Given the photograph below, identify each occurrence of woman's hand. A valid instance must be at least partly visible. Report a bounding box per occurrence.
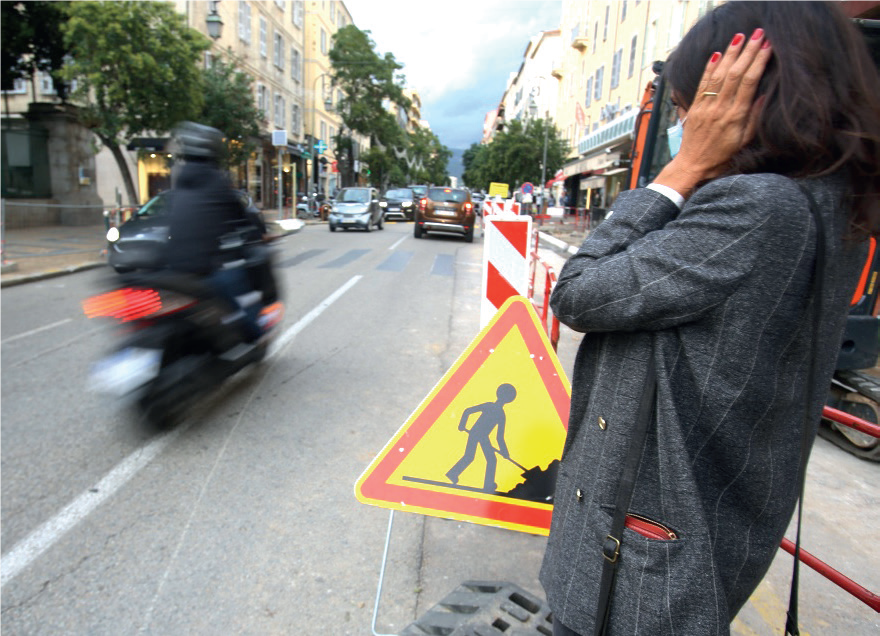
[655,28,773,199]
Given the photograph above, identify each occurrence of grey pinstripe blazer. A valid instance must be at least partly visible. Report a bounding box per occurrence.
[540,173,866,635]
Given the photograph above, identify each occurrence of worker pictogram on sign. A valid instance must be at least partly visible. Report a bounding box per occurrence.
[354,296,571,535]
[481,216,532,327]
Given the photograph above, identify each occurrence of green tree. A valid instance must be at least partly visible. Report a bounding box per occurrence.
[329,25,409,188]
[199,56,261,169]
[2,2,71,98]
[406,127,451,185]
[462,142,490,190]
[468,119,567,192]
[62,1,210,204]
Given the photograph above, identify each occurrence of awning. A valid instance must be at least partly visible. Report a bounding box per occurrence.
[579,176,605,189]
[126,137,169,152]
[563,152,621,178]
[602,167,629,177]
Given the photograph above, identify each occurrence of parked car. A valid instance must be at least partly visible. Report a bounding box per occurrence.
[380,187,416,221]
[106,190,266,273]
[328,187,384,232]
[413,186,476,242]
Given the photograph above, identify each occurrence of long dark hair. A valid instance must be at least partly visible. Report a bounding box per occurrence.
[664,1,880,237]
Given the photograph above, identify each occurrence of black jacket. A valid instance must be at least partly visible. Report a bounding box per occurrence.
[165,161,253,274]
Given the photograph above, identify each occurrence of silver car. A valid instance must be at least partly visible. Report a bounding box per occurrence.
[328,187,384,232]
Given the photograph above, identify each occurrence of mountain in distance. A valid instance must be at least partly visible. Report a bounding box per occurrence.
[447,148,464,181]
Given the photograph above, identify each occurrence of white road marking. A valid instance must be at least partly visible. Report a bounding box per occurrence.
[268,274,362,356]
[0,275,363,588]
[0,425,185,587]
[1,318,73,345]
[389,236,407,251]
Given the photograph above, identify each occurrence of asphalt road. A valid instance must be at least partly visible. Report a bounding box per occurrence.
[1,221,877,635]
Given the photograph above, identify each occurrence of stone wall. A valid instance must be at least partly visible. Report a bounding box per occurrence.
[3,103,104,228]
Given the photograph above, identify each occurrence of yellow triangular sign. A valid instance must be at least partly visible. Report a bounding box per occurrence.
[355,296,571,535]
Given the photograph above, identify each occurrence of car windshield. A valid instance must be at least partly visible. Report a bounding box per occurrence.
[428,188,467,203]
[409,186,427,197]
[339,189,370,203]
[385,189,413,199]
[136,193,170,219]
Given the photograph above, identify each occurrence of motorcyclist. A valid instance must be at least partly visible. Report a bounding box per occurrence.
[164,121,264,342]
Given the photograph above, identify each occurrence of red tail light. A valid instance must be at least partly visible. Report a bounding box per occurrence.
[420,197,427,211]
[463,202,473,214]
[83,288,196,322]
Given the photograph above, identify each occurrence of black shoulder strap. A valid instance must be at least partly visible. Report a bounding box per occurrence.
[785,183,826,636]
[594,358,657,636]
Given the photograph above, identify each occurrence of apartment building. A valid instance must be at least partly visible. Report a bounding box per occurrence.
[303,0,360,196]
[555,0,718,211]
[2,0,365,214]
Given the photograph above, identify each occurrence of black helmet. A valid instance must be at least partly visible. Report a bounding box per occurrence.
[173,121,224,160]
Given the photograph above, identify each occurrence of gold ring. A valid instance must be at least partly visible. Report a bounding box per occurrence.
[702,91,719,97]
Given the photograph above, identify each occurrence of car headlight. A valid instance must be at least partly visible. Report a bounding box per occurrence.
[106,227,120,242]
[402,201,412,207]
[379,201,387,207]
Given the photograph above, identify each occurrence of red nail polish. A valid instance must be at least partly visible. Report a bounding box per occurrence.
[710,52,722,64]
[761,39,771,49]
[751,28,764,40]
[731,33,745,47]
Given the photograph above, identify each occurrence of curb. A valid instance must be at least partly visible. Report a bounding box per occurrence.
[0,261,107,288]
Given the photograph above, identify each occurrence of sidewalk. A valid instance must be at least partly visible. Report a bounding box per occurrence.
[1,223,109,288]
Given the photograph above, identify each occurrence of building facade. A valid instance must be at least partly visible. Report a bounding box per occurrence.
[555,0,719,212]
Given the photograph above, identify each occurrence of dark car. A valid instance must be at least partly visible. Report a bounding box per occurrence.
[327,187,384,232]
[408,184,428,202]
[107,190,264,272]
[413,186,476,242]
[380,188,416,221]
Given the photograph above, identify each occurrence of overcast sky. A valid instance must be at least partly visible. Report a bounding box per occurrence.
[344,0,562,151]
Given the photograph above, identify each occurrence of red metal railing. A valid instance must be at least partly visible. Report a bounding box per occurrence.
[528,227,880,612]
[529,230,560,351]
[781,405,880,612]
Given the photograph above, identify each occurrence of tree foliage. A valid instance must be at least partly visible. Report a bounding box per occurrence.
[62,1,210,204]
[402,127,451,186]
[462,119,567,192]
[1,1,70,97]
[330,25,436,188]
[199,56,261,169]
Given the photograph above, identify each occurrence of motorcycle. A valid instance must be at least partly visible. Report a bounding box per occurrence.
[83,228,284,426]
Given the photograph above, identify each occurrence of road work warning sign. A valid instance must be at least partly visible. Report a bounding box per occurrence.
[355,296,571,535]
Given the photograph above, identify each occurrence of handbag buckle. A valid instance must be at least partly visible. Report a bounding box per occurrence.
[602,535,621,563]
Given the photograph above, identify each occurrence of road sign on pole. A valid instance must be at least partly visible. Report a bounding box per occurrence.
[355,296,571,535]
[488,182,509,198]
[272,131,288,220]
[521,182,534,195]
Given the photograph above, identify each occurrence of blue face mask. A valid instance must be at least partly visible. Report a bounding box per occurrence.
[667,116,686,158]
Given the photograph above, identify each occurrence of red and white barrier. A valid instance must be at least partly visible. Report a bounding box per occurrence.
[482,197,521,217]
[481,216,533,327]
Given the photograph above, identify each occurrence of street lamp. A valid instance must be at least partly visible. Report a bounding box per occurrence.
[528,91,550,213]
[206,2,223,40]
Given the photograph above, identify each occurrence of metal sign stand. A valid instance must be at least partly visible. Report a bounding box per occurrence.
[371,509,398,636]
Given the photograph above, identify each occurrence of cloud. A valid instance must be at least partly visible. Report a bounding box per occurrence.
[345,0,561,149]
